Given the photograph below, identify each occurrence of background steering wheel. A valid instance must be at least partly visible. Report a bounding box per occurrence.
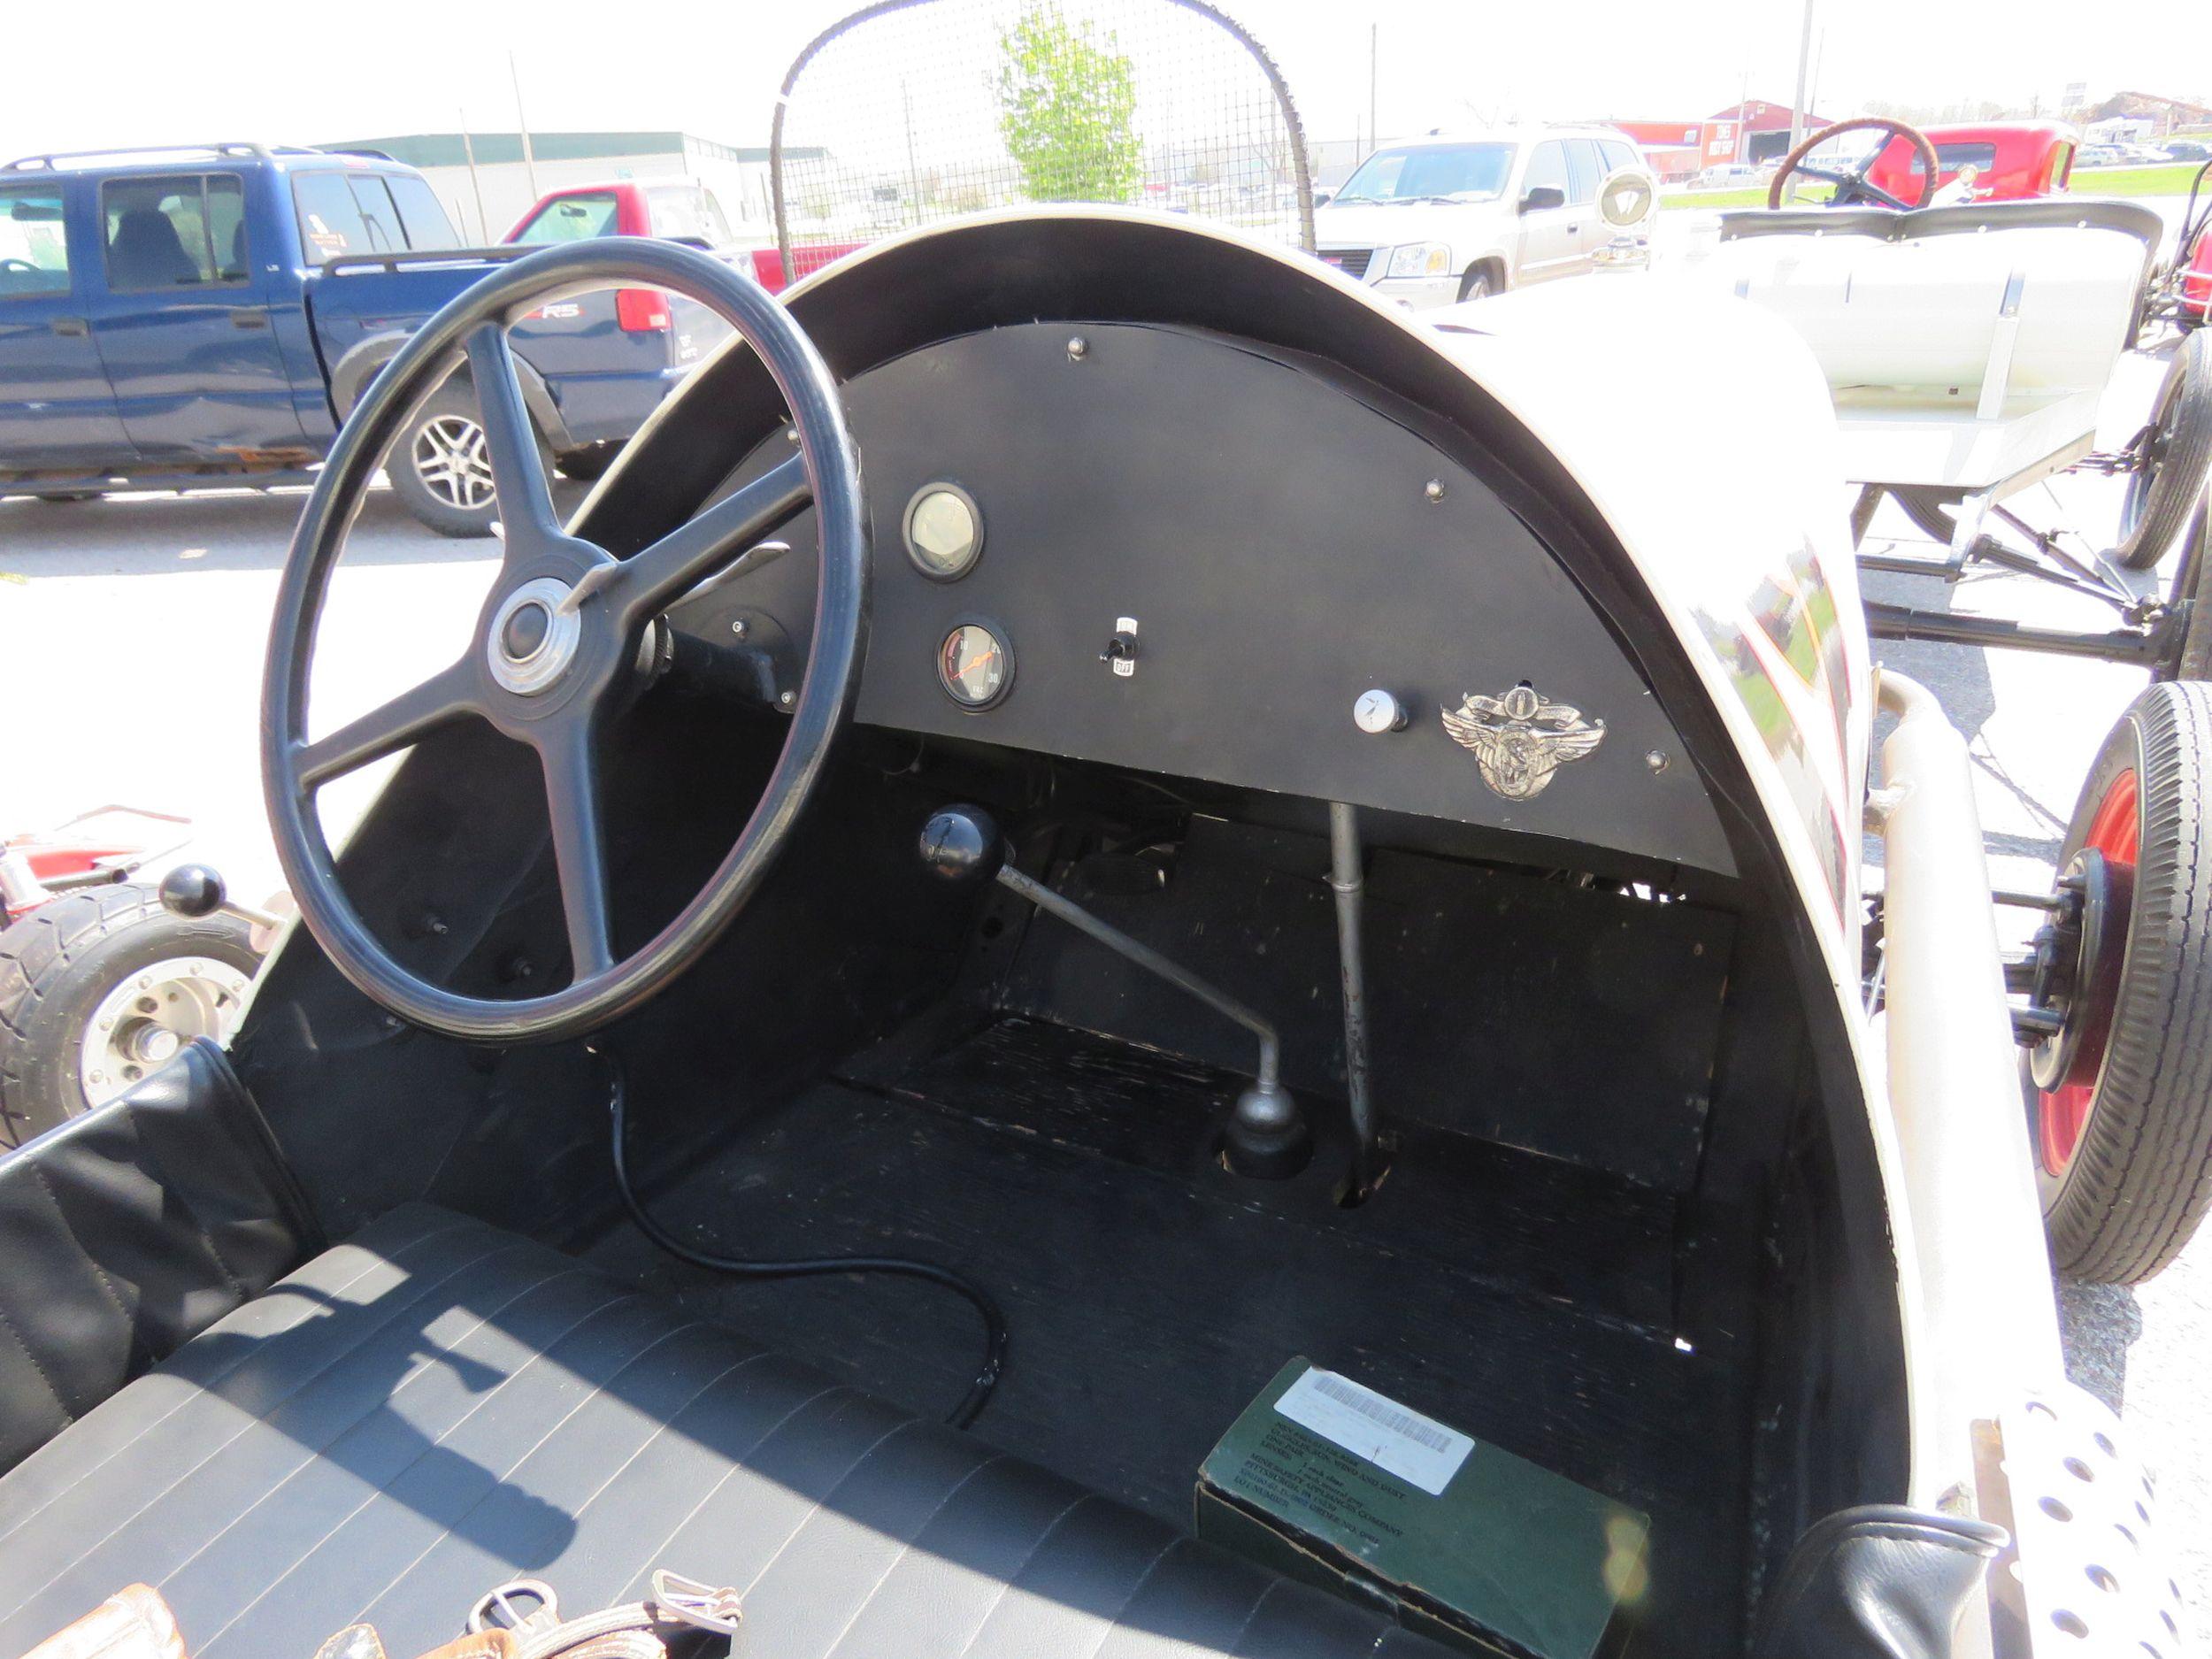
[1766,118,1939,211]
[262,239,866,1045]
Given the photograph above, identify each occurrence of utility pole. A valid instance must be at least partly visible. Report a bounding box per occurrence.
[458,110,489,244]
[902,79,922,226]
[1738,68,1750,165]
[1784,0,1816,202]
[509,51,540,201]
[1369,24,1378,150]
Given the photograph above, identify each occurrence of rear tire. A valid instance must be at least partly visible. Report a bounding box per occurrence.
[0,885,262,1148]
[387,382,548,539]
[2113,332,2212,572]
[2034,682,2212,1281]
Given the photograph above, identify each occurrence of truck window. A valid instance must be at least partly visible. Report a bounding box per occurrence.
[1599,139,1640,175]
[1563,140,1604,204]
[292,172,373,264]
[348,176,402,253]
[515,192,622,244]
[0,184,72,298]
[1522,142,1570,204]
[386,175,461,250]
[646,186,728,243]
[101,174,242,291]
[206,176,249,279]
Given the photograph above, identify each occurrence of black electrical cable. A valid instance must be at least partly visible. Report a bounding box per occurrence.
[599,1055,1007,1430]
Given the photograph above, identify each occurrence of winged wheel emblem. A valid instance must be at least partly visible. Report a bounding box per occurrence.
[1440,684,1606,801]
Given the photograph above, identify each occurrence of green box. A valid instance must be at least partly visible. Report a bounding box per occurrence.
[1194,1359,1648,1659]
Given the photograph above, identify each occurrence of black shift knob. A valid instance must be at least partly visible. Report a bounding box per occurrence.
[919,806,1004,883]
[159,863,227,918]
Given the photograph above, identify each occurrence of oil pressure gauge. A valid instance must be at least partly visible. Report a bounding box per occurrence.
[938,620,1013,710]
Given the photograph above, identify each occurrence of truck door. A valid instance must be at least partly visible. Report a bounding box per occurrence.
[88,172,307,463]
[0,177,131,465]
[1563,141,1610,271]
[1513,142,1580,283]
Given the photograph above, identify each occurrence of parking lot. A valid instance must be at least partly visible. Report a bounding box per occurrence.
[4,338,2208,1607]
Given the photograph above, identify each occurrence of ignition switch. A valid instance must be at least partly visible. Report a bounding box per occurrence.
[1102,616,1141,677]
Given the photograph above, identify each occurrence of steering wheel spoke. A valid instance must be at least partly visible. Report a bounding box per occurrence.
[296,658,481,788]
[607,452,811,629]
[463,322,562,553]
[534,717,616,979]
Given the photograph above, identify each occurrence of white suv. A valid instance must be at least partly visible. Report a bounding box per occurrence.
[1313,127,1644,308]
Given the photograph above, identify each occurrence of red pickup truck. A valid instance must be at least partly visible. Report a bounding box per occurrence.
[505,178,864,293]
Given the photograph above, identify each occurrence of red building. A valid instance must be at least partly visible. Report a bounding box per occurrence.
[1612,119,1743,181]
[1709,101,1834,165]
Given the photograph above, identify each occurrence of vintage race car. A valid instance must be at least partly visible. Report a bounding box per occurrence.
[0,211,2192,1659]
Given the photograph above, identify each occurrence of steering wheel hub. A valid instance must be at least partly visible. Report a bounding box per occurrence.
[488,576,582,695]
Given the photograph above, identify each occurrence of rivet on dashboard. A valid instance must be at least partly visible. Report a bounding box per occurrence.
[1645,749,1670,773]
[730,618,749,639]
[1423,479,1445,503]
[1066,335,1090,361]
[779,690,796,709]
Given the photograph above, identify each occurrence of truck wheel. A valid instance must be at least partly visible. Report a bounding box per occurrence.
[1457,265,1499,302]
[2112,332,2212,572]
[2031,682,2212,1281]
[388,383,548,539]
[0,884,261,1148]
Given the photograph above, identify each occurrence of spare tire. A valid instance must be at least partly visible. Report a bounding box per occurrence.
[0,884,261,1148]
[2113,332,2212,572]
[2032,681,2212,1281]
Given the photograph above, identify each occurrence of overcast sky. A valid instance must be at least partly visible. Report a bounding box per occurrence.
[4,0,2200,166]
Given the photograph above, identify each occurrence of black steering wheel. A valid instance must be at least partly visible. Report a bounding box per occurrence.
[263,239,866,1044]
[1767,118,1939,211]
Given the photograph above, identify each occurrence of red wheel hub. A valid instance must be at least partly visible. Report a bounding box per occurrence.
[2039,770,2139,1176]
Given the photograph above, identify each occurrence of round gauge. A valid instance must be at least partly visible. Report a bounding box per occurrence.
[938,621,1012,710]
[902,482,984,580]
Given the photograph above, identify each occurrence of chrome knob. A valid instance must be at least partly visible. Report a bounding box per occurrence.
[1353,688,1409,733]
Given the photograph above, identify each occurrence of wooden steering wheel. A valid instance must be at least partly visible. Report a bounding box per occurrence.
[1766,118,1939,211]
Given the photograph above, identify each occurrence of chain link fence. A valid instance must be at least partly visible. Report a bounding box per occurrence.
[771,0,1313,284]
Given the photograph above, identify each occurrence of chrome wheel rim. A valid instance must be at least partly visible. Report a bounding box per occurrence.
[77,954,254,1109]
[413,413,495,510]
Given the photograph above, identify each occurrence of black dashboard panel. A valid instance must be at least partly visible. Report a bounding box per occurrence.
[676,320,1734,877]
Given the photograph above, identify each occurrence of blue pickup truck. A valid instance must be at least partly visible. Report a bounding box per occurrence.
[0,142,726,535]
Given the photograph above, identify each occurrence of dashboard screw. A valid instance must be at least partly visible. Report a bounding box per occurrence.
[1645,749,1670,773]
[1423,479,1445,503]
[731,618,748,639]
[1066,335,1089,361]
[779,689,797,708]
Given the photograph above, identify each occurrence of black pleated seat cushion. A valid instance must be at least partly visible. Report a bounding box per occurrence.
[0,1203,1449,1659]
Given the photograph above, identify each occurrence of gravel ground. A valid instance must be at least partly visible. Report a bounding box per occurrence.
[2,336,2208,1615]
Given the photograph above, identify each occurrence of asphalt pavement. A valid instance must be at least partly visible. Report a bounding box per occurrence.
[1,342,2207,1616]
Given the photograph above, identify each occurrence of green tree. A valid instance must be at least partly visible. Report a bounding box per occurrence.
[994,4,1142,205]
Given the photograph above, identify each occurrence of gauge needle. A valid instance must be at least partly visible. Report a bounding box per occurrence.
[961,649,999,676]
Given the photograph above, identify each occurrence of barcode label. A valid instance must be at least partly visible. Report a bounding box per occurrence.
[1274,1366,1473,1494]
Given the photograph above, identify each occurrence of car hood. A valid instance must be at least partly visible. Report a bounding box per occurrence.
[1313,201,1502,248]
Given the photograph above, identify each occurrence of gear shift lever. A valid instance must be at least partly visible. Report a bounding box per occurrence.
[920,805,1311,1179]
